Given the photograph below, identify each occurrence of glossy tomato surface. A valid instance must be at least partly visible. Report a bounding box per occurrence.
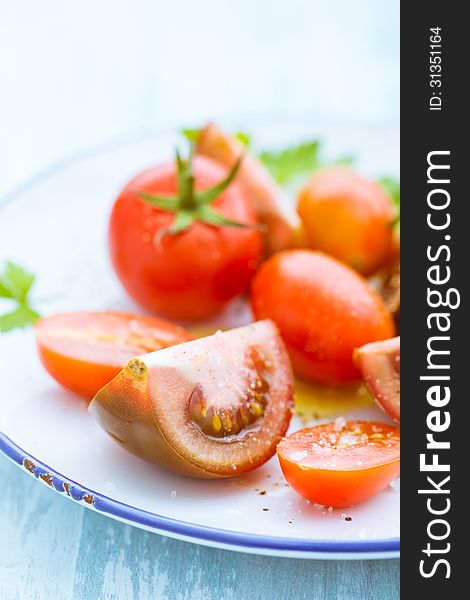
[109,155,263,320]
[35,312,192,399]
[277,421,400,507]
[250,250,396,385]
[297,167,395,275]
[90,320,294,478]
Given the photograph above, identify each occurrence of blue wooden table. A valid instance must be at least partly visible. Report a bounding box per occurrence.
[0,454,399,599]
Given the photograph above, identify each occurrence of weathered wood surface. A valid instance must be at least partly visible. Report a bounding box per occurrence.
[0,455,399,600]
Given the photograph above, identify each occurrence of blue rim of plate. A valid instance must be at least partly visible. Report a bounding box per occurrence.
[0,431,399,557]
[0,128,400,558]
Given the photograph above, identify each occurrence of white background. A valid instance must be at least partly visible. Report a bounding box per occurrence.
[0,0,399,199]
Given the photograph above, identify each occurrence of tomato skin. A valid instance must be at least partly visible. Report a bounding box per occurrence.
[277,422,400,507]
[297,167,395,276]
[109,156,263,321]
[35,312,192,399]
[250,250,396,385]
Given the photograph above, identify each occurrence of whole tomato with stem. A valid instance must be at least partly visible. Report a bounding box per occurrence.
[109,147,263,321]
[297,167,395,276]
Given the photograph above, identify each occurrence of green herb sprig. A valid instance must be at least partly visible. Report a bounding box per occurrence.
[0,262,40,333]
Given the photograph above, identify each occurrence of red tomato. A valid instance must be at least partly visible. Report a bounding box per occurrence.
[297,167,395,275]
[250,250,396,385]
[35,312,192,399]
[277,421,400,507]
[109,155,263,321]
[90,320,293,477]
[354,336,400,423]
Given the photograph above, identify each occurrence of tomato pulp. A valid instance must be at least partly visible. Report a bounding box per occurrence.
[35,312,192,399]
[277,421,400,507]
[90,320,294,477]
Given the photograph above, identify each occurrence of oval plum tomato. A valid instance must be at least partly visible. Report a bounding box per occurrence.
[109,151,263,321]
[89,320,294,478]
[277,421,400,507]
[250,250,396,385]
[297,167,395,276]
[35,312,192,399]
[354,336,400,423]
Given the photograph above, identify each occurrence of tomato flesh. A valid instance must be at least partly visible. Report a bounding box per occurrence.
[35,312,192,399]
[354,337,400,423]
[277,421,400,507]
[89,320,294,478]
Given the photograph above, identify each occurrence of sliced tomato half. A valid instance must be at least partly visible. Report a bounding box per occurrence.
[354,336,400,423]
[35,312,192,399]
[89,320,294,478]
[277,421,400,507]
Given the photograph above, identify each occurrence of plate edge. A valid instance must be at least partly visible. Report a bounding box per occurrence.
[0,430,400,560]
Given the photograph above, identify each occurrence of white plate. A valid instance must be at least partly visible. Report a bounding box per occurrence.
[0,121,400,559]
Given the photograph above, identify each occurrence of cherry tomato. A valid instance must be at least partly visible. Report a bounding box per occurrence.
[109,155,263,321]
[277,421,400,507]
[90,320,293,477]
[250,250,396,385]
[35,312,192,399]
[297,167,395,275]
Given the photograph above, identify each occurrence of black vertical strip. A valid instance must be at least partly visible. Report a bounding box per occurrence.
[401,3,466,595]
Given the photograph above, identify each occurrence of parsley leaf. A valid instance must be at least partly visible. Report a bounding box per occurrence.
[234,131,251,147]
[0,305,40,333]
[258,140,353,186]
[182,128,201,143]
[0,261,40,333]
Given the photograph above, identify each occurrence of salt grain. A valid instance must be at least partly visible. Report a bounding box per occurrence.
[334,416,346,431]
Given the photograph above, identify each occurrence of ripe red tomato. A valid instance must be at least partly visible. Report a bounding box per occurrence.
[35,312,192,399]
[109,155,263,321]
[277,421,400,507]
[250,250,396,385]
[297,167,395,275]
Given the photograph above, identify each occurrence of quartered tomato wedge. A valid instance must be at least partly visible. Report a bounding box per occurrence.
[35,312,192,399]
[196,123,299,255]
[277,421,400,507]
[89,320,294,478]
[354,337,400,423]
